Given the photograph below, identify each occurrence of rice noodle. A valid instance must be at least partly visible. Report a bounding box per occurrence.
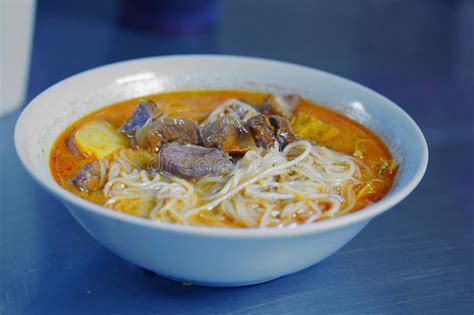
[100,139,369,228]
[97,159,108,189]
[200,99,259,125]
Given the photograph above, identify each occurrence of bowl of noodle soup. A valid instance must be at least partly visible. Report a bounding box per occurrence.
[15,55,428,286]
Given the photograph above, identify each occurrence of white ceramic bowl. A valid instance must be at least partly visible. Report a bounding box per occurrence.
[15,55,428,287]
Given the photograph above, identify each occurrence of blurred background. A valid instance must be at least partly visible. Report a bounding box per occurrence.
[1,0,473,314]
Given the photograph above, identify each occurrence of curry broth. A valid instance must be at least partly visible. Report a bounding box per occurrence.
[50,90,396,220]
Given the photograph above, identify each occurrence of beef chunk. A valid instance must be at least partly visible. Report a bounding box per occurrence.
[246,115,277,149]
[135,117,201,152]
[69,161,102,192]
[257,94,300,118]
[269,115,299,148]
[201,115,256,154]
[119,100,161,134]
[156,142,233,178]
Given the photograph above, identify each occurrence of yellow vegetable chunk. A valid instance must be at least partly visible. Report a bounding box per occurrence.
[292,112,340,141]
[74,121,128,158]
[291,112,355,153]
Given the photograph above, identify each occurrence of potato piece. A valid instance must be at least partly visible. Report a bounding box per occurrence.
[291,112,354,153]
[75,121,128,158]
[291,112,340,141]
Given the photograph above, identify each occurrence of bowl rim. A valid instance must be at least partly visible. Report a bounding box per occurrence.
[14,54,428,238]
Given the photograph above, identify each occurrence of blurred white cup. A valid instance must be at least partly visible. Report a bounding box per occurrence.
[0,0,36,117]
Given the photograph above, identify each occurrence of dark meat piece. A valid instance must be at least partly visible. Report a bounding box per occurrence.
[269,115,299,148]
[201,115,256,154]
[156,142,233,178]
[119,100,161,134]
[246,115,277,149]
[135,117,201,152]
[257,94,300,118]
[69,161,102,192]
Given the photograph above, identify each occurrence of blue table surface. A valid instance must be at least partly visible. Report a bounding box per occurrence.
[1,1,473,314]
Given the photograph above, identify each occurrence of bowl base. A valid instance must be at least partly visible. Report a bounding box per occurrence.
[154,271,281,287]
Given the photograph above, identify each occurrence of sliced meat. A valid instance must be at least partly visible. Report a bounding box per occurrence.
[201,115,256,154]
[269,115,299,148]
[246,115,277,149]
[273,94,300,118]
[156,142,233,178]
[135,117,201,152]
[69,161,104,192]
[257,94,300,118]
[119,100,161,134]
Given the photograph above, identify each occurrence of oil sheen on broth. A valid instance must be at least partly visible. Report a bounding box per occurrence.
[50,90,396,228]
